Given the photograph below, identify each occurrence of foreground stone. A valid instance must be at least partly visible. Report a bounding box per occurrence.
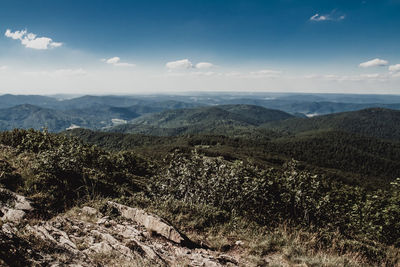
[0,188,33,224]
[106,201,185,244]
[0,196,238,266]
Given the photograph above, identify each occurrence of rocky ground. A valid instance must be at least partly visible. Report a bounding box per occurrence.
[0,188,239,266]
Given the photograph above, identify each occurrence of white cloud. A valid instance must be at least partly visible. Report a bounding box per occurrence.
[359,58,388,68]
[103,57,135,67]
[310,11,346,22]
[310,14,328,21]
[0,66,7,71]
[5,29,63,50]
[166,59,193,70]
[105,57,120,64]
[5,29,26,39]
[389,64,400,72]
[195,62,214,69]
[165,59,216,71]
[50,42,63,48]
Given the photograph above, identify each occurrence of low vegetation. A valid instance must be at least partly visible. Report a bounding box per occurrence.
[0,128,399,265]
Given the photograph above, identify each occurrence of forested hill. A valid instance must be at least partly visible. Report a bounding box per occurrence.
[109,105,294,135]
[67,127,400,189]
[131,105,293,126]
[0,101,201,132]
[0,104,141,132]
[264,107,400,140]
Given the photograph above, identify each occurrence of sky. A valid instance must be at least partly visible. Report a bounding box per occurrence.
[0,0,400,95]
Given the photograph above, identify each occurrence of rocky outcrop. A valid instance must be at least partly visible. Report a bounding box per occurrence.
[106,201,186,245]
[0,195,239,266]
[0,188,33,224]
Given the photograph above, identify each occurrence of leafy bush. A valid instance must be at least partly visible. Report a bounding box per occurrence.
[0,129,150,214]
[152,150,400,248]
[0,159,22,191]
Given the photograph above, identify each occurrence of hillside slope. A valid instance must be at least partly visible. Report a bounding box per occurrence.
[0,129,398,266]
[264,108,400,140]
[0,104,143,132]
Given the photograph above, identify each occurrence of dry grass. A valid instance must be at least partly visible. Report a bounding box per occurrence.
[91,251,160,266]
[176,220,370,267]
[119,195,398,266]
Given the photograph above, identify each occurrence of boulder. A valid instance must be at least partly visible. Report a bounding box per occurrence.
[3,209,25,223]
[107,201,185,244]
[0,188,32,224]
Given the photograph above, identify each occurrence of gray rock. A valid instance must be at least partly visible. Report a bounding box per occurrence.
[107,201,184,244]
[3,208,25,223]
[0,188,32,224]
[1,191,237,266]
[87,241,113,254]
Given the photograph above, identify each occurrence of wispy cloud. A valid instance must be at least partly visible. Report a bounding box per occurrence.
[359,58,389,68]
[249,69,282,77]
[302,73,390,82]
[5,29,62,50]
[24,68,87,77]
[102,57,135,67]
[0,66,7,71]
[310,10,346,22]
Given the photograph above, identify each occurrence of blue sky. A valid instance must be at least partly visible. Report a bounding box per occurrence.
[0,0,400,94]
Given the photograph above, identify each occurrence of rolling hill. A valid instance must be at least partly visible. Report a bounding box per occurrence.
[109,105,294,135]
[264,107,400,140]
[0,94,58,109]
[0,104,142,132]
[0,100,204,132]
[0,104,82,131]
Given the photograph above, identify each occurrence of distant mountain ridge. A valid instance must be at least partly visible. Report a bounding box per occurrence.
[3,93,400,116]
[2,94,400,136]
